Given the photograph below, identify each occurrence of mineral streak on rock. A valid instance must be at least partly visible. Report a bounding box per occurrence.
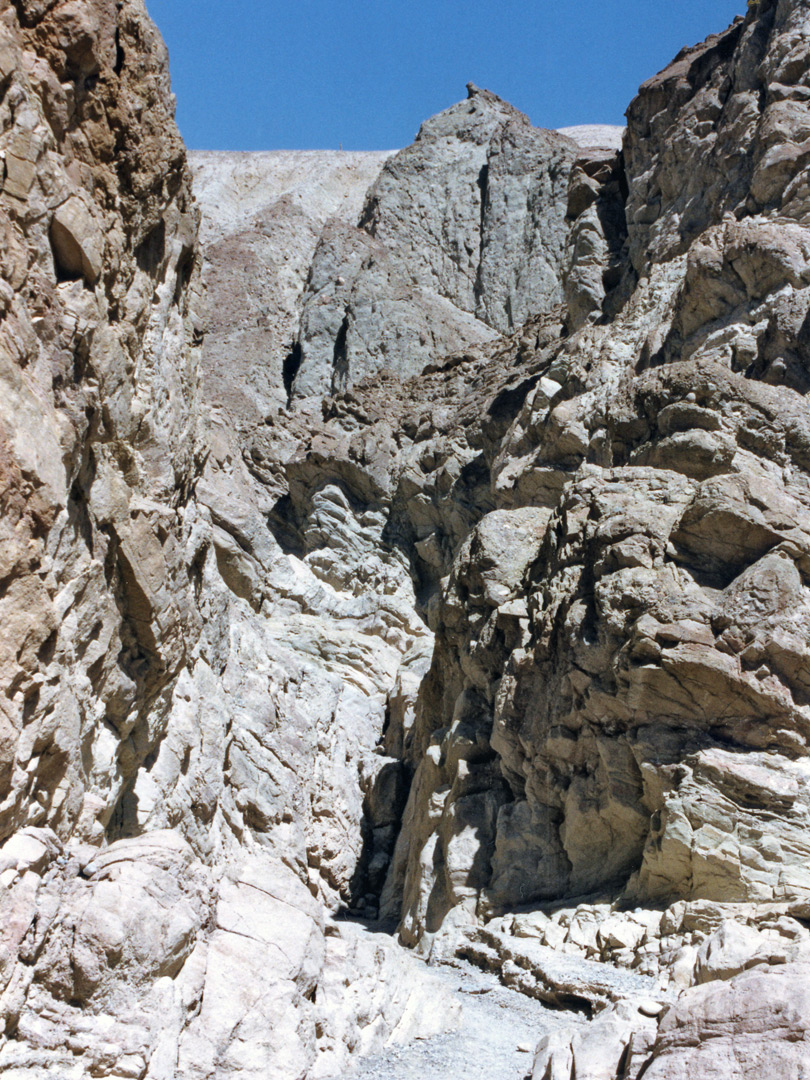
[2,0,810,1078]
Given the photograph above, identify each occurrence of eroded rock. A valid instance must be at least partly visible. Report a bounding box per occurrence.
[3,0,810,1078]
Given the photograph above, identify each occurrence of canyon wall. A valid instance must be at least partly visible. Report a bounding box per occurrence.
[0,4,459,1077]
[2,1,810,1079]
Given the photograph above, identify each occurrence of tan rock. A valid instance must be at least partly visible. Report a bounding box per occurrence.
[50,195,104,283]
[4,0,810,1076]
[637,963,810,1079]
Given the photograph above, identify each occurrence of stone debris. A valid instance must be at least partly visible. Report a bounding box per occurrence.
[456,923,665,1011]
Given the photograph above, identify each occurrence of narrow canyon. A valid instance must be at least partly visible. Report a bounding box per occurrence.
[1,1,810,1077]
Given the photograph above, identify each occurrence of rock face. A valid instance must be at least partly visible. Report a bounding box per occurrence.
[3,0,810,1078]
[0,5,459,1078]
[375,0,810,940]
[0,0,208,1071]
[287,86,581,398]
[190,150,393,423]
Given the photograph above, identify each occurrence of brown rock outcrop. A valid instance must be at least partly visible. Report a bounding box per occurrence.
[0,0,200,862]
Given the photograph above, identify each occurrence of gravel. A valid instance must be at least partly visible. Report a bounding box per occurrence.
[321,953,587,1080]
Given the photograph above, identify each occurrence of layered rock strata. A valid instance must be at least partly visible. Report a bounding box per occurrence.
[194,1,810,1076]
[0,4,459,1078]
[3,0,810,1079]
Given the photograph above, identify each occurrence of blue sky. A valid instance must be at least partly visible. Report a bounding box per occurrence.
[145,0,745,151]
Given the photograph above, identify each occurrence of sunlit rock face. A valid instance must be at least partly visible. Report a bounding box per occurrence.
[189,149,394,424]
[3,0,810,1078]
[0,4,458,1077]
[288,85,578,398]
[386,0,810,940]
[192,85,586,406]
[0,0,209,1071]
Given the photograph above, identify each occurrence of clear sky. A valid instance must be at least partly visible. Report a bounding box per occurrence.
[144,0,745,151]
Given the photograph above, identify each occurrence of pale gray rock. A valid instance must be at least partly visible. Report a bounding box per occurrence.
[0,4,457,1078]
[477,120,576,331]
[292,217,497,398]
[635,962,810,1079]
[190,152,396,249]
[292,85,577,396]
[457,924,663,1011]
[361,85,526,313]
[563,145,631,330]
[532,1000,658,1080]
[190,150,393,421]
[375,4,810,1017]
[310,922,463,1078]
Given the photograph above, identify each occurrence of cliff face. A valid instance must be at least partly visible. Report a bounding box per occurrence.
[190,150,393,424]
[0,0,210,1067]
[2,1,810,1078]
[389,0,810,937]
[0,6,461,1078]
[0,0,199,843]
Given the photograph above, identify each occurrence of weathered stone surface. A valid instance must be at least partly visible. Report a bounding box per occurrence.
[476,120,575,332]
[50,195,104,282]
[635,963,810,1079]
[310,922,463,1078]
[0,4,459,1077]
[190,150,393,422]
[624,3,810,271]
[385,3,810,978]
[4,0,810,1077]
[0,0,201,862]
[457,924,664,1012]
[532,999,658,1080]
[289,85,578,397]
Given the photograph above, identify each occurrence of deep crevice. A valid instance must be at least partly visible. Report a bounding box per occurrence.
[282,340,302,405]
[473,161,490,317]
[114,28,125,75]
[330,313,350,395]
